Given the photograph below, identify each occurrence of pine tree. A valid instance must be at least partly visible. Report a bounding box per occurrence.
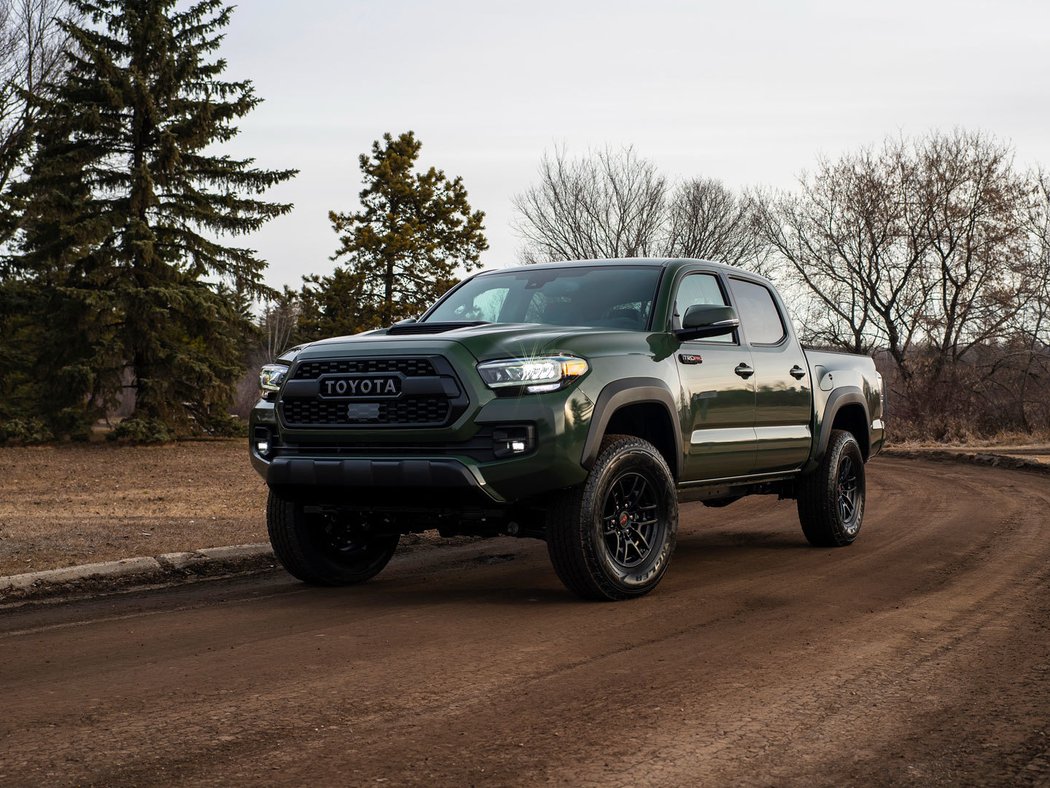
[327,131,487,328]
[294,267,380,343]
[10,0,296,436]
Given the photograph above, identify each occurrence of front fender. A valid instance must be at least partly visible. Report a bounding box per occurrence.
[580,377,682,478]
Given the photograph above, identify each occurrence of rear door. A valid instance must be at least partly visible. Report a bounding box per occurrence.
[727,276,813,473]
[673,270,756,481]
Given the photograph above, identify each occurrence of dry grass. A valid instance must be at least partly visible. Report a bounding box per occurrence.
[2,436,1047,578]
[0,440,267,576]
[887,429,1050,451]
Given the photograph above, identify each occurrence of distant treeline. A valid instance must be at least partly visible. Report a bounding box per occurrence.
[0,1,1045,444]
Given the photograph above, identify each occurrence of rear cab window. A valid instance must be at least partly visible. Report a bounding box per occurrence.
[728,278,786,345]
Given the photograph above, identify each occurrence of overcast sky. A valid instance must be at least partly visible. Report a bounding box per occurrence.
[218,0,1050,291]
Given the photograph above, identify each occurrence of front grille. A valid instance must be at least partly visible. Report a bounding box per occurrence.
[280,355,466,429]
[293,358,435,379]
[281,396,451,426]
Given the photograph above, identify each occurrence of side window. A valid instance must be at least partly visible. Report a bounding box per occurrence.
[675,273,734,344]
[729,278,786,345]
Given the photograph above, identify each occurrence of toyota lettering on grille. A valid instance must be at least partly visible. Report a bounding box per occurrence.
[318,375,402,398]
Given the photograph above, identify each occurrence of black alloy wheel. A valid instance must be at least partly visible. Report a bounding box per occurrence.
[547,434,678,600]
[836,454,861,536]
[267,490,400,586]
[797,428,866,547]
[601,471,664,571]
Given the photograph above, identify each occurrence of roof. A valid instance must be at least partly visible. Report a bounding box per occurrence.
[475,257,765,279]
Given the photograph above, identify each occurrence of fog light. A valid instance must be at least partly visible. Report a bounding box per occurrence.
[253,426,273,458]
[492,425,535,459]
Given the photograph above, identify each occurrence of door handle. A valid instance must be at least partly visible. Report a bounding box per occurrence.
[734,363,754,379]
[790,365,807,380]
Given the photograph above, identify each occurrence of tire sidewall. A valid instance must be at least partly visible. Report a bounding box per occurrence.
[827,432,865,544]
[583,440,678,594]
[268,492,399,585]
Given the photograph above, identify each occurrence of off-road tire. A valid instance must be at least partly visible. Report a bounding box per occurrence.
[547,435,678,601]
[267,489,399,585]
[797,429,865,547]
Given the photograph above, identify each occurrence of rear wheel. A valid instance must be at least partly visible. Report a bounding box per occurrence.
[267,490,399,585]
[797,429,866,547]
[547,435,678,600]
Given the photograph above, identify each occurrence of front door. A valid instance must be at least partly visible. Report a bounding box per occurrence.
[673,272,757,481]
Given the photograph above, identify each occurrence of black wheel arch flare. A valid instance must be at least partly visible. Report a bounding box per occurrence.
[814,386,871,463]
[581,378,683,479]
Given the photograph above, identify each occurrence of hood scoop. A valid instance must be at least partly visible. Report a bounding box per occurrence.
[386,321,489,335]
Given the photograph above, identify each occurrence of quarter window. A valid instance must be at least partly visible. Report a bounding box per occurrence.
[729,278,786,344]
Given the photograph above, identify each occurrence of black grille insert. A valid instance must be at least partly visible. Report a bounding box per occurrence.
[281,396,451,427]
[293,358,435,379]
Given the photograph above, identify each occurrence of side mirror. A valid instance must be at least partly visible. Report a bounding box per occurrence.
[674,304,740,340]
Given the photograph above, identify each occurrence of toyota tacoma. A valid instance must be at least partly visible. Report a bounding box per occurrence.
[250,259,885,600]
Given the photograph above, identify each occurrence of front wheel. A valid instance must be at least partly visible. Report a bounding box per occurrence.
[797,429,866,547]
[267,490,400,585]
[547,435,678,600]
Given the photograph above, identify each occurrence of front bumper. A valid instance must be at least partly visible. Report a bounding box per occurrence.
[249,382,595,504]
[266,455,504,503]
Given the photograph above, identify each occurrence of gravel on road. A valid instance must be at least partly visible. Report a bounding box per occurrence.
[1,457,1047,786]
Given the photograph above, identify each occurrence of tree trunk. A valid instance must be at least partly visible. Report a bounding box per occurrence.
[383,256,395,326]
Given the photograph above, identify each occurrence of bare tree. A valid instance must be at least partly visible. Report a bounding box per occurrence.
[752,143,930,358]
[513,146,668,262]
[260,291,299,361]
[915,131,1033,375]
[757,130,1045,435]
[0,0,68,195]
[757,133,1037,363]
[1007,169,1050,431]
[665,177,766,271]
[231,293,301,418]
[514,146,776,272]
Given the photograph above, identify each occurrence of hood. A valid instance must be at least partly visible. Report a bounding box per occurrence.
[298,322,620,362]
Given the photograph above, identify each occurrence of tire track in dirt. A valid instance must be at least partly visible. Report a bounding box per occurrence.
[1,458,1047,786]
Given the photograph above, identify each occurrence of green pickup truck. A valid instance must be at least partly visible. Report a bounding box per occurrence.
[250,258,885,600]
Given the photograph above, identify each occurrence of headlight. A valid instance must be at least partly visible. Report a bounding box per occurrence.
[477,355,589,394]
[259,363,289,392]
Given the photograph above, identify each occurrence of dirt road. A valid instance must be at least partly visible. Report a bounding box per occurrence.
[2,458,1048,786]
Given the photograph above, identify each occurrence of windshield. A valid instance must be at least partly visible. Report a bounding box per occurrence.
[424,266,662,330]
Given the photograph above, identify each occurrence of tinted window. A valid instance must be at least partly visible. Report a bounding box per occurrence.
[729,278,786,344]
[426,266,662,330]
[675,273,733,344]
